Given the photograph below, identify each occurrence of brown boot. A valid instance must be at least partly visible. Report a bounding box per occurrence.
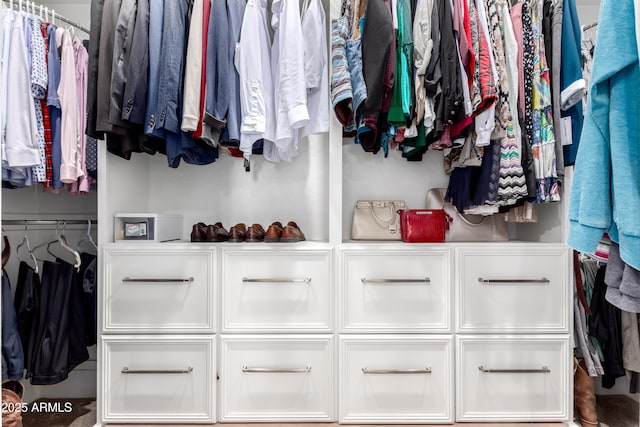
[574,357,598,426]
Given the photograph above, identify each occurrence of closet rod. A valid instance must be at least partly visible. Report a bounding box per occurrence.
[583,21,598,31]
[2,219,97,226]
[2,0,90,34]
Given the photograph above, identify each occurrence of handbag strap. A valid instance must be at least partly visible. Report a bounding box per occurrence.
[453,211,488,227]
[369,202,397,227]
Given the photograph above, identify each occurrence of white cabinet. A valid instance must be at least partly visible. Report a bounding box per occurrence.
[100,244,217,424]
[340,248,451,333]
[456,245,570,333]
[339,335,453,424]
[456,335,570,422]
[103,246,216,333]
[219,334,335,422]
[102,335,216,423]
[221,247,332,333]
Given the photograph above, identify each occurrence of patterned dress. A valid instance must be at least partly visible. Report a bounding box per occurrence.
[484,0,528,206]
[530,0,560,202]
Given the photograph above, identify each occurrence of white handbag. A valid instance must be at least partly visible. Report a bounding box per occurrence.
[351,200,406,240]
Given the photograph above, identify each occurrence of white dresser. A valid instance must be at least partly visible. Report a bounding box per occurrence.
[337,242,571,424]
[218,245,335,422]
[100,245,217,424]
[99,241,570,424]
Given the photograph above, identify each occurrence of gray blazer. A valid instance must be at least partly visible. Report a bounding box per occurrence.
[108,0,138,128]
[96,0,121,134]
[121,0,149,125]
[86,0,105,139]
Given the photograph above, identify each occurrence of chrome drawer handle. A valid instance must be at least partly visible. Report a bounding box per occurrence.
[122,277,194,283]
[242,277,311,283]
[478,365,550,374]
[121,367,193,374]
[478,277,549,284]
[242,365,311,373]
[362,367,432,374]
[361,277,430,284]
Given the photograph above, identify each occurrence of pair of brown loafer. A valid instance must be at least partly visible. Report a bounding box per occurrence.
[229,223,266,242]
[191,222,229,242]
[265,221,306,242]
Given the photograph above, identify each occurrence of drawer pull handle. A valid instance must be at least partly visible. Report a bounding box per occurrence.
[242,365,311,373]
[122,277,195,283]
[478,365,550,374]
[362,367,432,374]
[361,278,430,284]
[121,367,194,374]
[478,277,549,284]
[242,277,311,284]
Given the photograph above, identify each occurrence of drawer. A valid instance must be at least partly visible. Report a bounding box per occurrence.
[219,334,334,422]
[341,249,451,332]
[339,335,453,424]
[102,335,215,423]
[221,249,332,332]
[103,247,215,333]
[456,245,569,333]
[456,336,570,422]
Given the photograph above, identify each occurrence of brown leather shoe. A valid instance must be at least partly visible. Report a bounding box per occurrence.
[246,224,266,242]
[205,222,229,242]
[281,221,306,242]
[229,223,247,242]
[191,222,207,242]
[214,222,229,240]
[264,221,283,242]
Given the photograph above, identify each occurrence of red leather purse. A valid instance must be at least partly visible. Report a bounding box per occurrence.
[398,209,447,243]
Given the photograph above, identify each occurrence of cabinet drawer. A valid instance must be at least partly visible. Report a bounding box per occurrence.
[456,246,569,333]
[219,335,334,422]
[341,249,451,332]
[456,336,569,422]
[339,335,453,424]
[221,249,332,332]
[103,247,215,333]
[102,335,215,423]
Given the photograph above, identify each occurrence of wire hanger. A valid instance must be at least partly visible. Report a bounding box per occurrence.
[76,219,98,253]
[16,222,38,274]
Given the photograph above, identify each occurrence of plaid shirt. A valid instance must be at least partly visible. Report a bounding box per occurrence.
[41,23,53,188]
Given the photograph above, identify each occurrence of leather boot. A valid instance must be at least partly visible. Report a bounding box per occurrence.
[574,357,598,426]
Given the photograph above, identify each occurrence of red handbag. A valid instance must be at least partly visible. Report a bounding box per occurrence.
[398,209,447,243]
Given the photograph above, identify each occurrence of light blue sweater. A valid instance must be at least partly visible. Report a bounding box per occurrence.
[567,0,640,270]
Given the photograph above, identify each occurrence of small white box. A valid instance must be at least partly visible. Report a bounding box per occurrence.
[114,213,183,242]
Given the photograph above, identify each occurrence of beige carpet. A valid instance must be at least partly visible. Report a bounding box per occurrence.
[596,395,640,427]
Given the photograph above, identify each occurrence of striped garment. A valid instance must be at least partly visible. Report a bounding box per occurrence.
[484,0,528,206]
[330,12,353,127]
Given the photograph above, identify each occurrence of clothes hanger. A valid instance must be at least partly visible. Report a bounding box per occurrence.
[16,222,38,274]
[33,220,61,262]
[2,234,10,269]
[46,221,81,270]
[76,219,98,253]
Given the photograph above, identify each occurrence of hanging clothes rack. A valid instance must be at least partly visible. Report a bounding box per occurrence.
[2,219,98,227]
[583,21,598,32]
[1,0,90,34]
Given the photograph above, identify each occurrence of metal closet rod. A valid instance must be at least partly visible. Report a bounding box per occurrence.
[2,0,91,34]
[2,219,97,226]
